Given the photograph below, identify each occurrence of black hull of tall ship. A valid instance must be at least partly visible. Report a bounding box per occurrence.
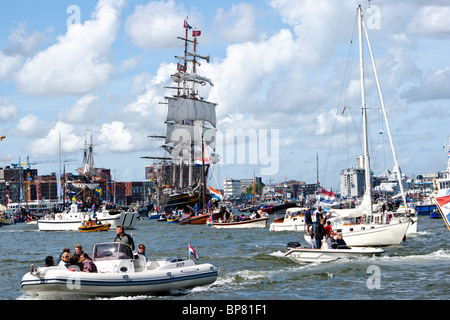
[261,202,297,214]
[160,191,210,214]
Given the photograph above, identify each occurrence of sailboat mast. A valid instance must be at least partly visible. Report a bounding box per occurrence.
[361,18,408,209]
[201,131,207,211]
[358,5,373,214]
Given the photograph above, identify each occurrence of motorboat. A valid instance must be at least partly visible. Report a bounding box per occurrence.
[78,222,111,232]
[284,241,384,264]
[269,207,308,232]
[210,216,269,229]
[21,242,218,298]
[179,208,226,225]
[37,203,138,231]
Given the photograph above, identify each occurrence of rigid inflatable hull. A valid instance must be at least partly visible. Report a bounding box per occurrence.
[21,265,218,297]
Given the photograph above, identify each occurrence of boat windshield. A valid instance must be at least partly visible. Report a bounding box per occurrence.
[93,242,133,261]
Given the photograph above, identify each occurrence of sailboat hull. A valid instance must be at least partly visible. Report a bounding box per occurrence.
[332,219,410,246]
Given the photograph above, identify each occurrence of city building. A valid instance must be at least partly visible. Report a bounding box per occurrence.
[223,178,241,198]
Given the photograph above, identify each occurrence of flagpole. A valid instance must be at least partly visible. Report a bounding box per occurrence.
[188,243,190,260]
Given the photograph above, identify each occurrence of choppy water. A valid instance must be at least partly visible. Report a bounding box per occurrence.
[1,214,449,300]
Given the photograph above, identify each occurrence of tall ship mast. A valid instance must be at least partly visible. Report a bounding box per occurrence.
[143,20,219,214]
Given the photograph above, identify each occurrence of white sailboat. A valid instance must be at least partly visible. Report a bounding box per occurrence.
[309,5,412,246]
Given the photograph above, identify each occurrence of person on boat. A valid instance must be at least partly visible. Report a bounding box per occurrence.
[324,220,333,236]
[114,225,135,251]
[57,248,71,264]
[229,211,235,222]
[70,244,84,270]
[324,232,335,249]
[308,232,317,249]
[44,256,54,267]
[331,233,349,249]
[135,243,147,259]
[304,209,313,233]
[313,219,326,249]
[58,253,70,268]
[313,206,324,222]
[80,253,98,273]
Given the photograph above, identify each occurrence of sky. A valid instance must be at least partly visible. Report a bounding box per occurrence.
[0,0,449,191]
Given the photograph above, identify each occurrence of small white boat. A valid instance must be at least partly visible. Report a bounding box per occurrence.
[284,242,384,264]
[37,203,138,231]
[21,242,218,298]
[210,216,269,229]
[269,207,308,232]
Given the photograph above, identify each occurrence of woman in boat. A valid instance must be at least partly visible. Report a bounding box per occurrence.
[135,243,147,260]
[58,253,70,268]
[332,233,349,249]
[80,253,98,273]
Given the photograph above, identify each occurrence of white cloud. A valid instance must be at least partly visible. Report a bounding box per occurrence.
[16,114,49,138]
[207,28,296,122]
[97,121,133,152]
[124,62,173,121]
[214,3,259,42]
[407,6,450,38]
[3,23,46,57]
[28,122,84,157]
[59,94,102,124]
[0,97,19,122]
[125,0,191,49]
[13,0,125,96]
[0,53,22,79]
[403,67,450,102]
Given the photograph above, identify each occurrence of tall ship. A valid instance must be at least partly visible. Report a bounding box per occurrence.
[143,20,219,214]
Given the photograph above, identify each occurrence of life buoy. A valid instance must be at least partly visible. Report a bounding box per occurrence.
[85,221,93,227]
[57,214,63,220]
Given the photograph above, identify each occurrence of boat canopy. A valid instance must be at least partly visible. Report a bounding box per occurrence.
[93,242,134,262]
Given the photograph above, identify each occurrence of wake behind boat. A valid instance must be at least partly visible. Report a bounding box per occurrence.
[284,241,384,264]
[21,242,218,298]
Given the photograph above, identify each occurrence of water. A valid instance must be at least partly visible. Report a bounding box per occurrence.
[1,215,449,300]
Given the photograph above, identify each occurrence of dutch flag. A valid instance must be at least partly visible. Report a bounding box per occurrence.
[189,245,199,260]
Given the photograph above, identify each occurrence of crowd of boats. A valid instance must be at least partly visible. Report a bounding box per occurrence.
[4,8,450,299]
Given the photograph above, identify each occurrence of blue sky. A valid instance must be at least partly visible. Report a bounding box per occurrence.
[0,0,450,191]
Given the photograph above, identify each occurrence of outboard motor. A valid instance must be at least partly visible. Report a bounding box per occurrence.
[286,241,301,249]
